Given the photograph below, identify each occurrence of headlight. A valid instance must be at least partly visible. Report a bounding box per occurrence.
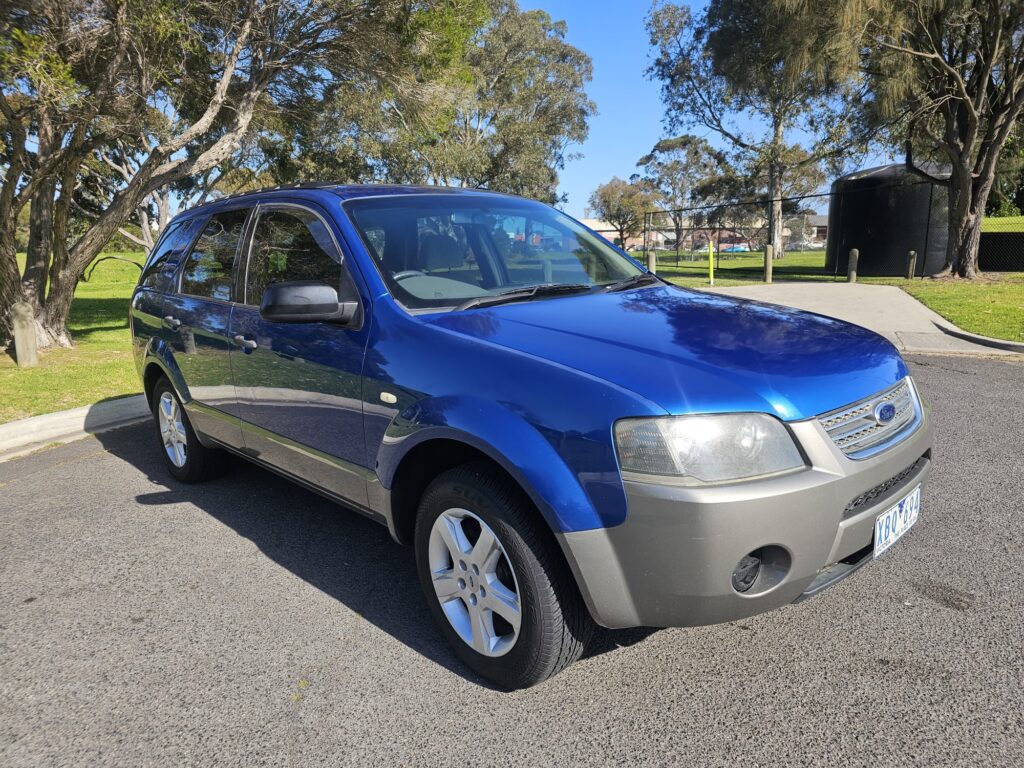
[614,413,805,485]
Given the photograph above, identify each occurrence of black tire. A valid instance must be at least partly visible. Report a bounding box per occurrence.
[150,377,226,483]
[414,462,593,689]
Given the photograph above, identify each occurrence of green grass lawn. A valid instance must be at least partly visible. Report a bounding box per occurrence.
[982,215,1024,233]
[897,274,1024,341]
[1,253,144,423]
[654,249,831,285]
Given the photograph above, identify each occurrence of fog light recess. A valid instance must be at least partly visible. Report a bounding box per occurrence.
[731,552,762,593]
[731,545,791,596]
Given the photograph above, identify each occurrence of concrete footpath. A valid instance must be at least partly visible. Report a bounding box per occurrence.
[0,395,149,462]
[707,282,1018,355]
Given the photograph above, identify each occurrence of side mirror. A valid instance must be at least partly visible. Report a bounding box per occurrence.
[259,280,359,324]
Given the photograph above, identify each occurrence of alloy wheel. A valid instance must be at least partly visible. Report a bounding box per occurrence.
[427,508,522,657]
[157,391,188,468]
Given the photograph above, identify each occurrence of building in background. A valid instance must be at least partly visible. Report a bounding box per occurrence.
[580,218,667,250]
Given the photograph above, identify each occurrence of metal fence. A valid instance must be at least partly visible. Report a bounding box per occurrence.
[640,198,778,263]
[633,172,1024,277]
[978,227,1024,272]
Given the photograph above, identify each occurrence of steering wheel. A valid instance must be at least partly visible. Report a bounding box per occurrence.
[393,270,426,281]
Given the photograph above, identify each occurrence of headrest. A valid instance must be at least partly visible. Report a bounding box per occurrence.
[420,233,464,270]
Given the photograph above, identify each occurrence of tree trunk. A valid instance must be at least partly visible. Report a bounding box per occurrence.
[39,266,76,348]
[951,216,983,278]
[958,171,998,278]
[22,112,57,310]
[767,115,785,262]
[767,161,784,260]
[944,166,993,279]
[23,178,55,310]
[156,186,171,233]
[0,223,26,347]
[137,208,155,251]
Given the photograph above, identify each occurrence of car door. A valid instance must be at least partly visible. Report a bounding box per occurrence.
[161,207,251,449]
[230,201,370,507]
[130,217,204,363]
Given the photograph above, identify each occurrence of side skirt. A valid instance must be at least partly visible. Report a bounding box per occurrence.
[205,436,393,532]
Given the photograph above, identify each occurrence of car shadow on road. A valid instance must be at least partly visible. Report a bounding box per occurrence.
[93,422,657,687]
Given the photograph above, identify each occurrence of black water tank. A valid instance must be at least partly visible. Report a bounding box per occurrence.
[825,164,949,276]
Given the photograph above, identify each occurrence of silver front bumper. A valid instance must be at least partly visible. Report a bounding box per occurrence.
[557,402,933,629]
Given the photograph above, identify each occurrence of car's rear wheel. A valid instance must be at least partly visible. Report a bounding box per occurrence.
[414,462,592,688]
[151,377,225,483]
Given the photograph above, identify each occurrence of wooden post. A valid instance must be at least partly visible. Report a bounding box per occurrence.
[764,243,774,284]
[847,248,859,283]
[905,250,917,280]
[11,301,38,367]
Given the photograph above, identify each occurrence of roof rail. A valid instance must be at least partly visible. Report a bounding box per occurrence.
[217,181,340,202]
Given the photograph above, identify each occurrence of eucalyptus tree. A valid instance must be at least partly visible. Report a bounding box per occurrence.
[637,135,727,255]
[646,0,860,258]
[772,0,1024,277]
[380,0,595,203]
[0,0,477,347]
[191,0,593,207]
[588,177,660,246]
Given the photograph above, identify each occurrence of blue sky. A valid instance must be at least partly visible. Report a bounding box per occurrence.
[518,0,672,218]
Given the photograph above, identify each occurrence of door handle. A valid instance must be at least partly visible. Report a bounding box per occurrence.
[233,334,258,350]
[162,315,181,331]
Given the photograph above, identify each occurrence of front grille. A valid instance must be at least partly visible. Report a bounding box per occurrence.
[818,378,921,459]
[843,454,928,519]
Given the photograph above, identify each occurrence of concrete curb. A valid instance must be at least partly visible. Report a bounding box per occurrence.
[932,320,1024,354]
[0,395,150,462]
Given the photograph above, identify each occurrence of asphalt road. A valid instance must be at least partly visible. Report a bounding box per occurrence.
[2,355,1022,767]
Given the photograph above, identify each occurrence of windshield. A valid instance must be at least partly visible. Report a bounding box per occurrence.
[343,194,644,310]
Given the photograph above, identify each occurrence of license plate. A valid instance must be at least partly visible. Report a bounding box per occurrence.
[874,485,921,558]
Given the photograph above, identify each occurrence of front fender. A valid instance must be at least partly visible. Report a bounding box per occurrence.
[377,396,612,533]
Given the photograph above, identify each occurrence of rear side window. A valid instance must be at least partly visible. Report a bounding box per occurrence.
[179,209,249,301]
[244,207,351,305]
[139,219,198,291]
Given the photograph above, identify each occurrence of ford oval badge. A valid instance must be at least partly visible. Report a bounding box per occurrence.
[874,402,897,425]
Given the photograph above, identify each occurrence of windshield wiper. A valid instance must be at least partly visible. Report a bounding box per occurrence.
[455,283,594,311]
[601,272,662,292]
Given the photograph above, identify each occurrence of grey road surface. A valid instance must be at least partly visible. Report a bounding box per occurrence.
[2,355,1022,767]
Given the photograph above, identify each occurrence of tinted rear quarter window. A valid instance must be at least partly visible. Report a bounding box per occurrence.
[179,209,250,301]
[139,219,200,292]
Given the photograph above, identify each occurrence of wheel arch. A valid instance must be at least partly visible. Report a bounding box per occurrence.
[387,435,548,547]
[386,433,597,630]
[142,361,167,408]
[141,343,189,407]
[377,397,608,541]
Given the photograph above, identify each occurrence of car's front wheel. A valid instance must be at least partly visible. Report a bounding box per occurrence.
[151,377,225,483]
[414,462,592,688]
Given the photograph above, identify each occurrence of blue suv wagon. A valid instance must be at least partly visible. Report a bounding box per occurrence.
[130,184,933,688]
